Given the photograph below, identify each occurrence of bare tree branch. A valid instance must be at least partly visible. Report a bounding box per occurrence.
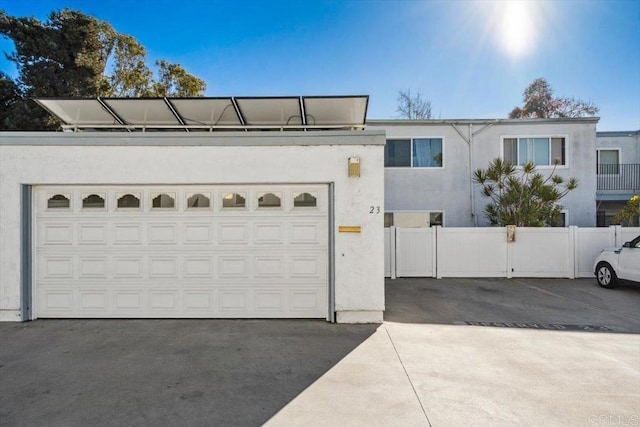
[396,89,432,119]
[509,78,598,119]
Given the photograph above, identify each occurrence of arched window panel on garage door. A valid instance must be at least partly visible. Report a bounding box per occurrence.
[222,192,246,208]
[117,193,141,209]
[258,192,282,208]
[47,194,71,209]
[293,192,317,208]
[151,193,176,209]
[186,193,211,209]
[82,193,106,209]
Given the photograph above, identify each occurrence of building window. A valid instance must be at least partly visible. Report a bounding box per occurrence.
[293,192,317,207]
[503,137,566,166]
[187,193,210,208]
[47,194,70,209]
[429,212,443,227]
[152,193,175,209]
[117,194,140,209]
[384,211,444,228]
[597,149,620,174]
[385,138,443,167]
[82,194,105,209]
[222,193,246,208]
[384,213,394,227]
[551,211,568,227]
[258,192,281,208]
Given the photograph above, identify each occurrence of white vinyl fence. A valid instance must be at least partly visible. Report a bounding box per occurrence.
[385,225,640,279]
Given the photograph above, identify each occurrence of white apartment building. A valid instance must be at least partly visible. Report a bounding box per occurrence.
[368,118,599,228]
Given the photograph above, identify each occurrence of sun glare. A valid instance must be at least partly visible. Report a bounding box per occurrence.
[499,1,534,58]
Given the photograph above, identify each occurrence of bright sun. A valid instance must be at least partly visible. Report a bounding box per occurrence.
[499,1,534,58]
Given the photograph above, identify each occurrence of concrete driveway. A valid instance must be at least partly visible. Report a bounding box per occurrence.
[1,278,639,426]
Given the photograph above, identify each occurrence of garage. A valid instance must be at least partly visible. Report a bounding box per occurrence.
[0,96,385,323]
[35,185,328,318]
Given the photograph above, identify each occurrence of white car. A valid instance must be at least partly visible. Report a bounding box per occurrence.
[594,235,640,288]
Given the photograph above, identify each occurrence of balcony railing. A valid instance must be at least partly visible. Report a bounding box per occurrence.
[597,164,640,191]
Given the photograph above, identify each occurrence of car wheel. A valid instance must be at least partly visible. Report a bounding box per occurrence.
[596,262,618,288]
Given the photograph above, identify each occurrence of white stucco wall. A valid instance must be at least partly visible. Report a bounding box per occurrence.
[472,121,598,227]
[368,123,473,226]
[0,131,385,322]
[368,118,598,227]
[596,131,640,164]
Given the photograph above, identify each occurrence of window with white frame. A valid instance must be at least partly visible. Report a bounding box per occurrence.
[551,210,568,227]
[597,149,620,174]
[385,138,443,167]
[383,211,444,228]
[503,137,566,166]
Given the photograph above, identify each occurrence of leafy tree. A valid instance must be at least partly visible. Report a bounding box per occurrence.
[108,34,154,97]
[473,158,578,227]
[612,195,640,227]
[152,60,206,97]
[509,78,598,119]
[396,89,432,119]
[0,9,206,130]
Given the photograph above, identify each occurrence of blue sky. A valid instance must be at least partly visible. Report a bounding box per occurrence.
[1,0,638,130]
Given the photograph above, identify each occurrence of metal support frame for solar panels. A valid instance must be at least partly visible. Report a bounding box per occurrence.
[230,97,247,131]
[163,97,189,132]
[36,96,370,132]
[298,96,307,130]
[60,124,366,131]
[97,97,131,132]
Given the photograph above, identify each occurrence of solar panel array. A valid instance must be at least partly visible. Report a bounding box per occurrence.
[35,96,368,132]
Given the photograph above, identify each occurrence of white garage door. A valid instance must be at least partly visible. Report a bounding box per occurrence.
[34,185,329,318]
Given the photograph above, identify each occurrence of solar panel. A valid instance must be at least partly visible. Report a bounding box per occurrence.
[35,99,119,126]
[34,96,369,131]
[103,99,179,125]
[169,98,241,126]
[304,96,368,126]
[235,97,303,126]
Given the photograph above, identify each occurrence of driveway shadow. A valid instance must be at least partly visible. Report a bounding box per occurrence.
[0,319,378,426]
[385,277,640,333]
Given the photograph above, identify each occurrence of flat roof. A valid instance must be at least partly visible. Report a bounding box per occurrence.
[0,130,386,146]
[596,130,639,137]
[367,117,600,125]
[35,96,369,132]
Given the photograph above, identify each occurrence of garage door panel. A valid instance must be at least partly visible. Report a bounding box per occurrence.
[39,223,74,245]
[184,291,214,310]
[254,222,284,244]
[289,222,325,244]
[290,291,321,311]
[35,184,329,318]
[218,223,249,244]
[148,224,178,244]
[149,291,179,310]
[184,223,213,244]
[78,224,108,245]
[40,290,74,311]
[254,256,285,277]
[79,291,109,311]
[219,291,249,311]
[114,224,143,245]
[291,256,322,278]
[183,258,214,278]
[113,257,144,278]
[79,257,109,278]
[149,257,179,278]
[36,253,327,283]
[37,287,327,318]
[114,291,144,311]
[38,256,74,280]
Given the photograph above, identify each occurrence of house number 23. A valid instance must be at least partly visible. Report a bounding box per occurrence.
[369,206,381,214]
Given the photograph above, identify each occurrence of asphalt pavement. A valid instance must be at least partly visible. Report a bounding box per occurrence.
[1,278,638,426]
